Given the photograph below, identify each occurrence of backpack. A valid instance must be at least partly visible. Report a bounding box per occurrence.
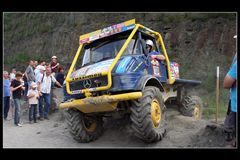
[41,74,55,88]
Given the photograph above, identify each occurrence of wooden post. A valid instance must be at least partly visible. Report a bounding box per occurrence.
[216,66,220,123]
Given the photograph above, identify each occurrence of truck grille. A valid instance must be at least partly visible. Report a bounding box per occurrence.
[69,76,108,91]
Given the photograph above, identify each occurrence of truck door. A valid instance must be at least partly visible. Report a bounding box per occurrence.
[139,32,167,80]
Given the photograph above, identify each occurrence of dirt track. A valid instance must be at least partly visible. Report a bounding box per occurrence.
[3,105,232,148]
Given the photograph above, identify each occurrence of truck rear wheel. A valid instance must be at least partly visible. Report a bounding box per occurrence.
[179,96,203,119]
[130,86,166,143]
[65,108,103,143]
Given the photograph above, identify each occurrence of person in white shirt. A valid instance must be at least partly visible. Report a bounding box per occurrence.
[35,66,46,89]
[37,67,62,120]
[35,65,45,118]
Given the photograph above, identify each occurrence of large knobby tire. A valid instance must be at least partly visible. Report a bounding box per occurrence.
[179,96,203,119]
[130,86,166,143]
[65,108,103,143]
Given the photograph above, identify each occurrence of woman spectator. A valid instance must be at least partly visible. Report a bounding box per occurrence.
[3,71,11,120]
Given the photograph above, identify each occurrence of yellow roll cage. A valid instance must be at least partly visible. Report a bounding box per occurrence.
[65,19,175,96]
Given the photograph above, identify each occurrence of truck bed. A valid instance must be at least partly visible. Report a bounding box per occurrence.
[172,78,201,90]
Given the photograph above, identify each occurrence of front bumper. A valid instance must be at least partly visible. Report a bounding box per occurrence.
[59,92,142,113]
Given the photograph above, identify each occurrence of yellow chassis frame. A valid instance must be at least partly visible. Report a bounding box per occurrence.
[65,23,175,96]
[60,92,142,113]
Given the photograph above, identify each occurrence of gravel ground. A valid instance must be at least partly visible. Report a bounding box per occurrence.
[3,105,234,148]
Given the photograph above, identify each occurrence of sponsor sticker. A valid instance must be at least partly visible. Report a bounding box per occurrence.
[79,19,135,44]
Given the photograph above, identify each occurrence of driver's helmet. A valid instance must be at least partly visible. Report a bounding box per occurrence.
[146,39,154,47]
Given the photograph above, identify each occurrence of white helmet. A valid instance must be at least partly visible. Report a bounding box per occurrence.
[52,55,57,59]
[146,39,153,47]
[233,35,237,39]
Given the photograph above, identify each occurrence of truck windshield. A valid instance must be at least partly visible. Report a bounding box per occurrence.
[82,38,127,66]
[80,31,141,67]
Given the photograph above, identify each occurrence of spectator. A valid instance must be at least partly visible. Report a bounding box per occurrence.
[38,67,62,120]
[45,63,51,68]
[24,60,36,95]
[34,60,46,76]
[22,73,28,97]
[51,66,65,111]
[10,72,25,127]
[223,60,237,147]
[56,66,65,86]
[10,68,16,81]
[34,61,38,69]
[35,65,45,119]
[9,68,16,118]
[27,82,39,124]
[35,66,46,89]
[50,56,59,77]
[3,71,11,121]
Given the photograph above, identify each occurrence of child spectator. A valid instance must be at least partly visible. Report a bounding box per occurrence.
[27,82,39,124]
[10,68,16,81]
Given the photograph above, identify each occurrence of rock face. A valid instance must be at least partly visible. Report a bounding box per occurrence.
[4,13,237,105]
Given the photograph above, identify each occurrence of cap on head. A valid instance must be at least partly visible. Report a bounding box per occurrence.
[31,82,37,88]
[52,56,57,59]
[146,39,154,47]
[233,35,237,39]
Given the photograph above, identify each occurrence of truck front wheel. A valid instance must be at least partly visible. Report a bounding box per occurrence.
[65,108,103,143]
[130,86,166,143]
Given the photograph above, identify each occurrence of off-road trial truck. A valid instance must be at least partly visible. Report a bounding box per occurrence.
[59,19,203,143]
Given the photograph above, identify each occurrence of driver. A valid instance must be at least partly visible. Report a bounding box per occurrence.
[146,39,166,61]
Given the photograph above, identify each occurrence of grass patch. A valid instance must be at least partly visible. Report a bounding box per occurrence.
[202,89,229,119]
[4,52,45,69]
[202,72,216,93]
[5,52,30,66]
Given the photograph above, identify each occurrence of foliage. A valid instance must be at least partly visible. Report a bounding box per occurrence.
[202,88,229,119]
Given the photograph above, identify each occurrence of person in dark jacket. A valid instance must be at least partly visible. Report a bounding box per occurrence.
[56,66,65,86]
